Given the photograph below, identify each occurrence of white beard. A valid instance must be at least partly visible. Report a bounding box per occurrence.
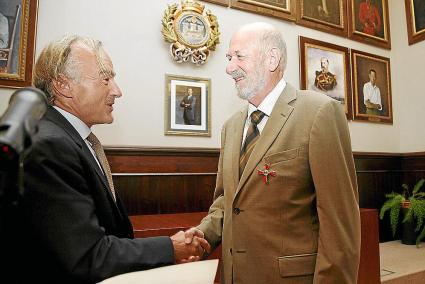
[231,67,267,101]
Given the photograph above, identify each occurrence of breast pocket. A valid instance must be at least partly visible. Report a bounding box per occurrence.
[264,148,299,166]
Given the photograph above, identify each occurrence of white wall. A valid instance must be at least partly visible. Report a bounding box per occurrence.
[389,0,425,152]
[0,0,423,152]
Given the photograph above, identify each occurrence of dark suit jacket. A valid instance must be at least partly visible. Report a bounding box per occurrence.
[180,94,196,124]
[18,107,174,283]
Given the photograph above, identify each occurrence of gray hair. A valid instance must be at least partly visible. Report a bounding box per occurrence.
[32,35,104,104]
[257,27,287,73]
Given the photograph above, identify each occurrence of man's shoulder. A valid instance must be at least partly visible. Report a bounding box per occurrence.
[31,116,79,153]
[363,81,372,88]
[295,89,335,105]
[223,107,245,127]
[35,117,67,140]
[26,119,82,167]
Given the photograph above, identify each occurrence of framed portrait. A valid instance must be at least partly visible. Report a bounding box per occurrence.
[351,49,392,124]
[230,0,296,22]
[200,0,229,6]
[348,0,391,49]
[299,36,352,119]
[296,0,348,37]
[165,74,211,136]
[0,0,38,88]
[405,0,425,45]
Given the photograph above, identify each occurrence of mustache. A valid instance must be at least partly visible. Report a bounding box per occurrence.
[106,98,115,105]
[229,69,246,80]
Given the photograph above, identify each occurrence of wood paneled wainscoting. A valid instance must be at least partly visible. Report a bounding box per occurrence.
[106,147,219,215]
[106,147,425,242]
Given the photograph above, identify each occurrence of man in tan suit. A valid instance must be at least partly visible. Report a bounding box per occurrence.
[186,22,360,283]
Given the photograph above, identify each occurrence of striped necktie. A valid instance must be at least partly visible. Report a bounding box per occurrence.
[87,132,116,201]
[239,110,266,177]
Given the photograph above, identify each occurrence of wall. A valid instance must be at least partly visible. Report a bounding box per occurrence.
[389,0,425,152]
[0,0,424,152]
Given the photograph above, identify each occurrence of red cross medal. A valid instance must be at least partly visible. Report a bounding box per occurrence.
[257,163,276,185]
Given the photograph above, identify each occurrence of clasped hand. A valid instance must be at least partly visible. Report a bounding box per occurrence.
[171,228,210,264]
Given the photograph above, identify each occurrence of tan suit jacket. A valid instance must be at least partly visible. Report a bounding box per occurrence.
[198,83,361,284]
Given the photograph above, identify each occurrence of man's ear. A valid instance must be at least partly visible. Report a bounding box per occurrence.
[268,48,281,72]
[52,74,73,98]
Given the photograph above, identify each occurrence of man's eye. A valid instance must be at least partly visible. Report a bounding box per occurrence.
[226,55,232,61]
[102,78,110,85]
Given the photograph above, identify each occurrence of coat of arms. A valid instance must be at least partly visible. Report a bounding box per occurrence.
[162,0,220,65]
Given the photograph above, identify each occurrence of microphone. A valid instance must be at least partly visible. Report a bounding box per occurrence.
[0,87,47,163]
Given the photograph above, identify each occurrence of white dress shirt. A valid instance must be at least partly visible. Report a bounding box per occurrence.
[242,78,287,146]
[363,81,382,110]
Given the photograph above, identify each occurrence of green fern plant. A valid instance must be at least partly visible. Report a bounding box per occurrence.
[379,178,425,246]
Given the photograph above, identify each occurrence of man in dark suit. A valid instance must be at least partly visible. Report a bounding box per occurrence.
[18,35,209,284]
[185,22,360,283]
[180,87,196,125]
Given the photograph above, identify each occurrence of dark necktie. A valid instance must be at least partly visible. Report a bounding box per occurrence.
[239,110,266,177]
[87,132,116,201]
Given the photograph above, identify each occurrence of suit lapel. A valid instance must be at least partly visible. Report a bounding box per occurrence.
[45,107,117,207]
[229,109,246,193]
[235,83,297,198]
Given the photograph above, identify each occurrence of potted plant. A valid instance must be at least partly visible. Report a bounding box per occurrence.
[379,178,425,246]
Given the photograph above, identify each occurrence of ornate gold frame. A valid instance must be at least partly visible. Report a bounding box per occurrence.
[164,74,211,137]
[162,0,220,65]
[0,0,38,88]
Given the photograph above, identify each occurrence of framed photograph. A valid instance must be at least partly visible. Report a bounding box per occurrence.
[230,0,296,22]
[200,0,229,6]
[351,49,392,124]
[0,0,38,88]
[296,0,348,37]
[405,0,425,45]
[348,0,391,49]
[299,36,352,119]
[165,74,211,136]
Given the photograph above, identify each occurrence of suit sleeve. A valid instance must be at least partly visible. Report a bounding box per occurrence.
[309,100,361,284]
[197,125,225,250]
[23,136,174,282]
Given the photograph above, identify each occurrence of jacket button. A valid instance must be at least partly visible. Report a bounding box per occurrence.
[233,207,241,215]
[230,248,232,255]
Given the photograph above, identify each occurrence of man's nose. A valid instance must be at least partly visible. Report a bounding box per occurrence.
[226,58,237,75]
[110,78,122,98]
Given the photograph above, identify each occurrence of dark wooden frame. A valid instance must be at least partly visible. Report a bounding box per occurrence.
[405,0,425,45]
[351,49,392,124]
[0,0,38,88]
[299,36,352,119]
[230,0,296,22]
[348,0,391,49]
[200,0,229,6]
[296,0,348,37]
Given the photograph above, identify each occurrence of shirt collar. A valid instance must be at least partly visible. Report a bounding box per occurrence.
[53,106,91,140]
[248,78,286,117]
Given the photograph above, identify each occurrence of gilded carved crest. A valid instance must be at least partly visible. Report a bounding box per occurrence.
[162,0,220,65]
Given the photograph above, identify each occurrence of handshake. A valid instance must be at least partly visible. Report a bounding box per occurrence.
[171,227,211,264]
